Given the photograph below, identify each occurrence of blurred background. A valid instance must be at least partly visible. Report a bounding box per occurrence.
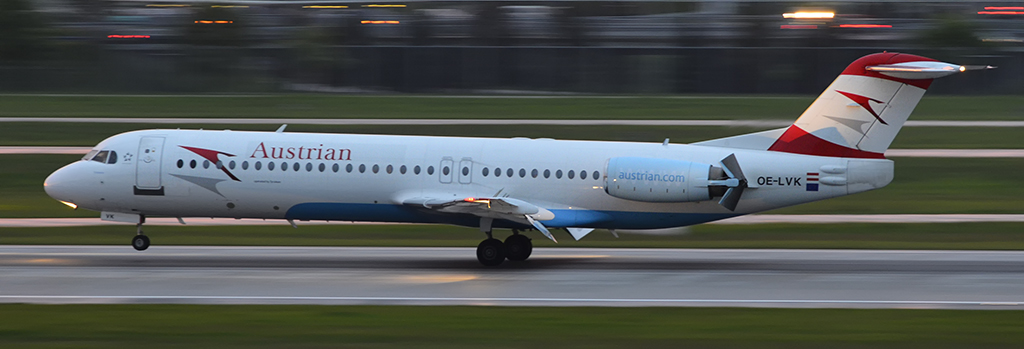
[1,0,1021,95]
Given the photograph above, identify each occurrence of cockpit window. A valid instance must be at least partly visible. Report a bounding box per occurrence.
[86,150,117,164]
[83,150,99,161]
[90,151,109,163]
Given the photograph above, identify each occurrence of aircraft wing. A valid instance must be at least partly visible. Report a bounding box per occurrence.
[403,196,559,242]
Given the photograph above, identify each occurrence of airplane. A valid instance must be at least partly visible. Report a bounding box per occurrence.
[44,52,991,266]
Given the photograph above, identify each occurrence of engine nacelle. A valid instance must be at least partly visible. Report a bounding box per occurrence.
[605,157,714,203]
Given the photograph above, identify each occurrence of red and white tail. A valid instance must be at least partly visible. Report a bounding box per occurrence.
[766,52,972,158]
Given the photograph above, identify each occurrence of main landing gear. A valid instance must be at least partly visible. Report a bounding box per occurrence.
[132,221,150,251]
[476,229,533,266]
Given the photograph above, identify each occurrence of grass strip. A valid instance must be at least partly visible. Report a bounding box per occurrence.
[3,223,1024,250]
[0,305,1022,348]
[1,95,1023,120]
[2,122,1024,150]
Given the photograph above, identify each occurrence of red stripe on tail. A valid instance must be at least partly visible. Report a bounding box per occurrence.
[767,125,886,159]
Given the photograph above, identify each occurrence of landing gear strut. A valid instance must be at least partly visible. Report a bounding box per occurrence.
[132,221,150,251]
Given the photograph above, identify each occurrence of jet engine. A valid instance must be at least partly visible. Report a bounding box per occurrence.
[604,155,748,210]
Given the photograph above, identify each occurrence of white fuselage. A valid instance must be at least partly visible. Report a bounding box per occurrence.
[45,129,893,230]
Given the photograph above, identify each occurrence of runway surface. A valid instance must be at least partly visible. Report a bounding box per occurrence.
[4,146,1024,157]
[3,214,1024,228]
[1,246,1023,309]
[2,117,1023,127]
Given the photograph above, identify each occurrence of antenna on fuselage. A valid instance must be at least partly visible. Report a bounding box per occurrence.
[276,124,288,133]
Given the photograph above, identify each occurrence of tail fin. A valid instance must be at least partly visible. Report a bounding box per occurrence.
[767,52,967,158]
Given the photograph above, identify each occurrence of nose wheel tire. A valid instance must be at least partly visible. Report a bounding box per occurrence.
[504,234,533,261]
[132,234,150,251]
[476,238,505,266]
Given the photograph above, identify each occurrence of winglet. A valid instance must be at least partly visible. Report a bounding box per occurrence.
[526,215,557,243]
[276,124,288,133]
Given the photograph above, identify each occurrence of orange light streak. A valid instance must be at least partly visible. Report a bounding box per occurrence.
[108,35,151,38]
[978,11,1024,15]
[985,7,1024,10]
[360,20,400,24]
[839,24,892,28]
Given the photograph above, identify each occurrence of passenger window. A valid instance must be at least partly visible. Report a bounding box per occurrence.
[347,164,354,173]
[294,163,300,171]
[494,168,502,177]
[531,169,538,178]
[177,159,184,168]
[281,162,288,171]
[544,169,550,178]
[427,166,435,175]
[372,164,380,174]
[414,165,421,175]
[462,167,469,176]
[107,151,117,164]
[306,163,313,172]
[482,167,489,177]
[332,164,339,172]
[242,161,249,170]
[400,165,407,174]
[506,168,514,177]
[580,170,587,180]
[268,162,275,171]
[319,163,326,172]
[203,160,210,169]
[556,170,563,179]
[190,160,197,169]
[442,166,450,176]
[568,170,575,179]
[359,164,366,173]
[386,165,393,174]
[593,171,600,180]
[519,169,526,178]
[216,161,223,169]
[255,161,261,170]
[229,161,236,170]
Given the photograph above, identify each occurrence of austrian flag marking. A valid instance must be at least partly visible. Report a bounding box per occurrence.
[806,172,819,192]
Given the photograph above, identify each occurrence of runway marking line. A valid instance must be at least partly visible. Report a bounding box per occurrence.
[0,295,1022,307]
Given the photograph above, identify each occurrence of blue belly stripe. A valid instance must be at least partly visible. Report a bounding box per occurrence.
[285,203,736,230]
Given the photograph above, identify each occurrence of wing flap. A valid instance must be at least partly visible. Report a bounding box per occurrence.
[402,196,558,242]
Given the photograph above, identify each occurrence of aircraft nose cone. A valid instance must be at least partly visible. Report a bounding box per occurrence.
[44,163,78,204]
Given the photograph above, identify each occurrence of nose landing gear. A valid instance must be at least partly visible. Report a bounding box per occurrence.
[131,221,150,251]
